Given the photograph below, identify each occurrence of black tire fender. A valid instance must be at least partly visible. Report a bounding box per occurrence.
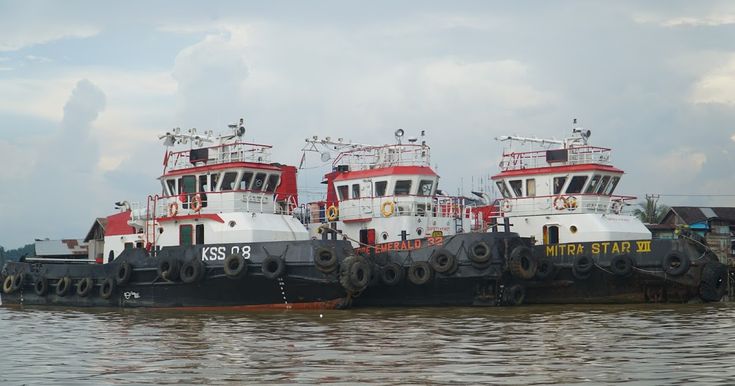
[609,254,634,277]
[662,252,690,276]
[3,275,15,294]
[381,263,403,286]
[468,241,492,264]
[508,246,537,280]
[699,263,728,302]
[100,277,116,299]
[429,249,457,274]
[34,276,48,296]
[535,257,556,280]
[503,284,525,306]
[56,276,72,297]
[181,259,205,283]
[314,247,338,273]
[115,262,132,285]
[407,261,433,285]
[224,254,247,278]
[261,255,285,280]
[158,258,181,281]
[572,255,594,280]
[76,277,94,297]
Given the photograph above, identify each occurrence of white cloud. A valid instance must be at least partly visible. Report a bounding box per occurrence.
[0,25,98,52]
[691,55,735,105]
[652,148,707,177]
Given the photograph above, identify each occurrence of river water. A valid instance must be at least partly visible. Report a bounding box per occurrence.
[1,303,734,385]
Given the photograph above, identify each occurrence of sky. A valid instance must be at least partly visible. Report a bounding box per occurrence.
[1,1,735,248]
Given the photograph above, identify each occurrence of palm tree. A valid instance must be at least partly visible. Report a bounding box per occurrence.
[633,195,669,224]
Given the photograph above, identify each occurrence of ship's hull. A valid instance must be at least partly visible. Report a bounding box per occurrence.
[1,240,354,310]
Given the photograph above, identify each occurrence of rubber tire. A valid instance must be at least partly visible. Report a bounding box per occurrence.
[56,277,72,297]
[508,246,537,280]
[314,247,338,273]
[224,254,247,278]
[504,284,525,306]
[699,263,728,302]
[468,241,492,264]
[11,273,24,292]
[115,262,132,286]
[100,278,116,299]
[3,275,14,294]
[610,254,634,277]
[76,277,94,297]
[381,263,403,286]
[407,261,433,285]
[181,259,205,283]
[572,255,594,280]
[535,257,555,280]
[261,255,285,280]
[339,256,371,292]
[662,252,690,276]
[429,249,457,274]
[34,277,48,296]
[158,258,181,281]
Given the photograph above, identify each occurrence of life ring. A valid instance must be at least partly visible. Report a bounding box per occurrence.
[469,241,492,264]
[501,199,512,213]
[339,256,371,292]
[429,249,457,274]
[99,277,116,299]
[158,258,181,281]
[76,277,94,297]
[609,254,634,277]
[407,261,433,285]
[56,276,72,297]
[508,245,537,280]
[115,262,132,285]
[565,196,578,210]
[224,254,247,278]
[314,247,338,273]
[326,205,339,221]
[662,252,690,276]
[34,277,49,296]
[611,200,623,214]
[553,196,566,211]
[191,194,203,213]
[181,259,205,283]
[572,255,594,280]
[381,263,403,286]
[261,255,285,279]
[381,201,395,217]
[168,202,179,217]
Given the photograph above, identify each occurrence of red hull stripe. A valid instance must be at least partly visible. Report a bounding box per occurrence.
[492,164,624,179]
[153,298,345,311]
[158,214,225,223]
[343,218,372,223]
[334,166,437,181]
[162,161,281,177]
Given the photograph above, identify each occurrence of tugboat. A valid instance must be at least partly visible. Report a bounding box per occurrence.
[300,130,534,306]
[491,124,728,303]
[1,119,361,309]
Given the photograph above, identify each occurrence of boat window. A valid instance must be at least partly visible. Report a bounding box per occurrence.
[264,174,280,193]
[211,173,219,191]
[553,177,567,195]
[496,181,511,198]
[352,184,360,199]
[544,225,559,245]
[418,180,434,196]
[198,175,208,193]
[596,175,611,194]
[181,175,196,193]
[585,175,601,194]
[605,176,620,195]
[252,173,266,191]
[509,180,523,197]
[221,172,238,191]
[241,172,254,190]
[195,224,204,245]
[165,179,176,196]
[566,176,588,194]
[395,180,412,196]
[337,185,349,200]
[526,179,536,197]
[179,225,193,246]
[375,181,387,197]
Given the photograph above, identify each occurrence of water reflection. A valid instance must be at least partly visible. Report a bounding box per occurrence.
[1,303,734,384]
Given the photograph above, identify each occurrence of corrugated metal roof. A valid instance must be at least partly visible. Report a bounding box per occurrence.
[35,239,88,256]
[700,207,717,218]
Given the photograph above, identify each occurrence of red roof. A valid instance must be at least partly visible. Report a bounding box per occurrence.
[334,166,437,181]
[105,211,136,236]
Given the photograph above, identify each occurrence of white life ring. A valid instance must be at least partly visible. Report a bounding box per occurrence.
[168,202,179,217]
[501,199,512,213]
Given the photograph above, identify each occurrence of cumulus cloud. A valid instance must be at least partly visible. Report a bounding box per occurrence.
[652,148,707,178]
[691,56,735,105]
[0,25,98,52]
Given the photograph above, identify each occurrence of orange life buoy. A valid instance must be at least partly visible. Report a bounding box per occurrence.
[381,201,395,217]
[191,194,203,213]
[168,202,178,217]
[326,205,339,221]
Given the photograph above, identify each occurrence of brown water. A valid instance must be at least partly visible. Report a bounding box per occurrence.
[1,303,734,385]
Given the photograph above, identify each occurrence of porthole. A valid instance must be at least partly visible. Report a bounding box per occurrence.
[381,232,389,241]
[570,225,578,234]
[229,221,237,228]
[416,228,423,236]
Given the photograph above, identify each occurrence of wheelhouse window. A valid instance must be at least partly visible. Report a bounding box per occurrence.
[211,173,219,192]
[553,177,567,195]
[585,175,601,194]
[604,176,620,195]
[375,181,387,197]
[241,172,254,190]
[418,180,434,196]
[264,174,280,193]
[166,179,176,196]
[596,175,611,195]
[198,175,208,193]
[395,180,412,196]
[336,185,349,201]
[526,179,536,197]
[509,180,523,197]
[566,176,588,194]
[351,184,360,199]
[180,175,196,194]
[496,181,511,198]
[252,173,266,191]
[221,172,238,191]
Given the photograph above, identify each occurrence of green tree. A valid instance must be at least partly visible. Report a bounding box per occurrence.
[634,194,669,224]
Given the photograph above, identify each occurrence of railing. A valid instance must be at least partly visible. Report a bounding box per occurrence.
[499,146,612,171]
[165,141,273,172]
[332,144,431,171]
[496,194,636,217]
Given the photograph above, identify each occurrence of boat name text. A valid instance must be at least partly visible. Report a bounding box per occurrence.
[201,245,251,261]
[545,240,652,257]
